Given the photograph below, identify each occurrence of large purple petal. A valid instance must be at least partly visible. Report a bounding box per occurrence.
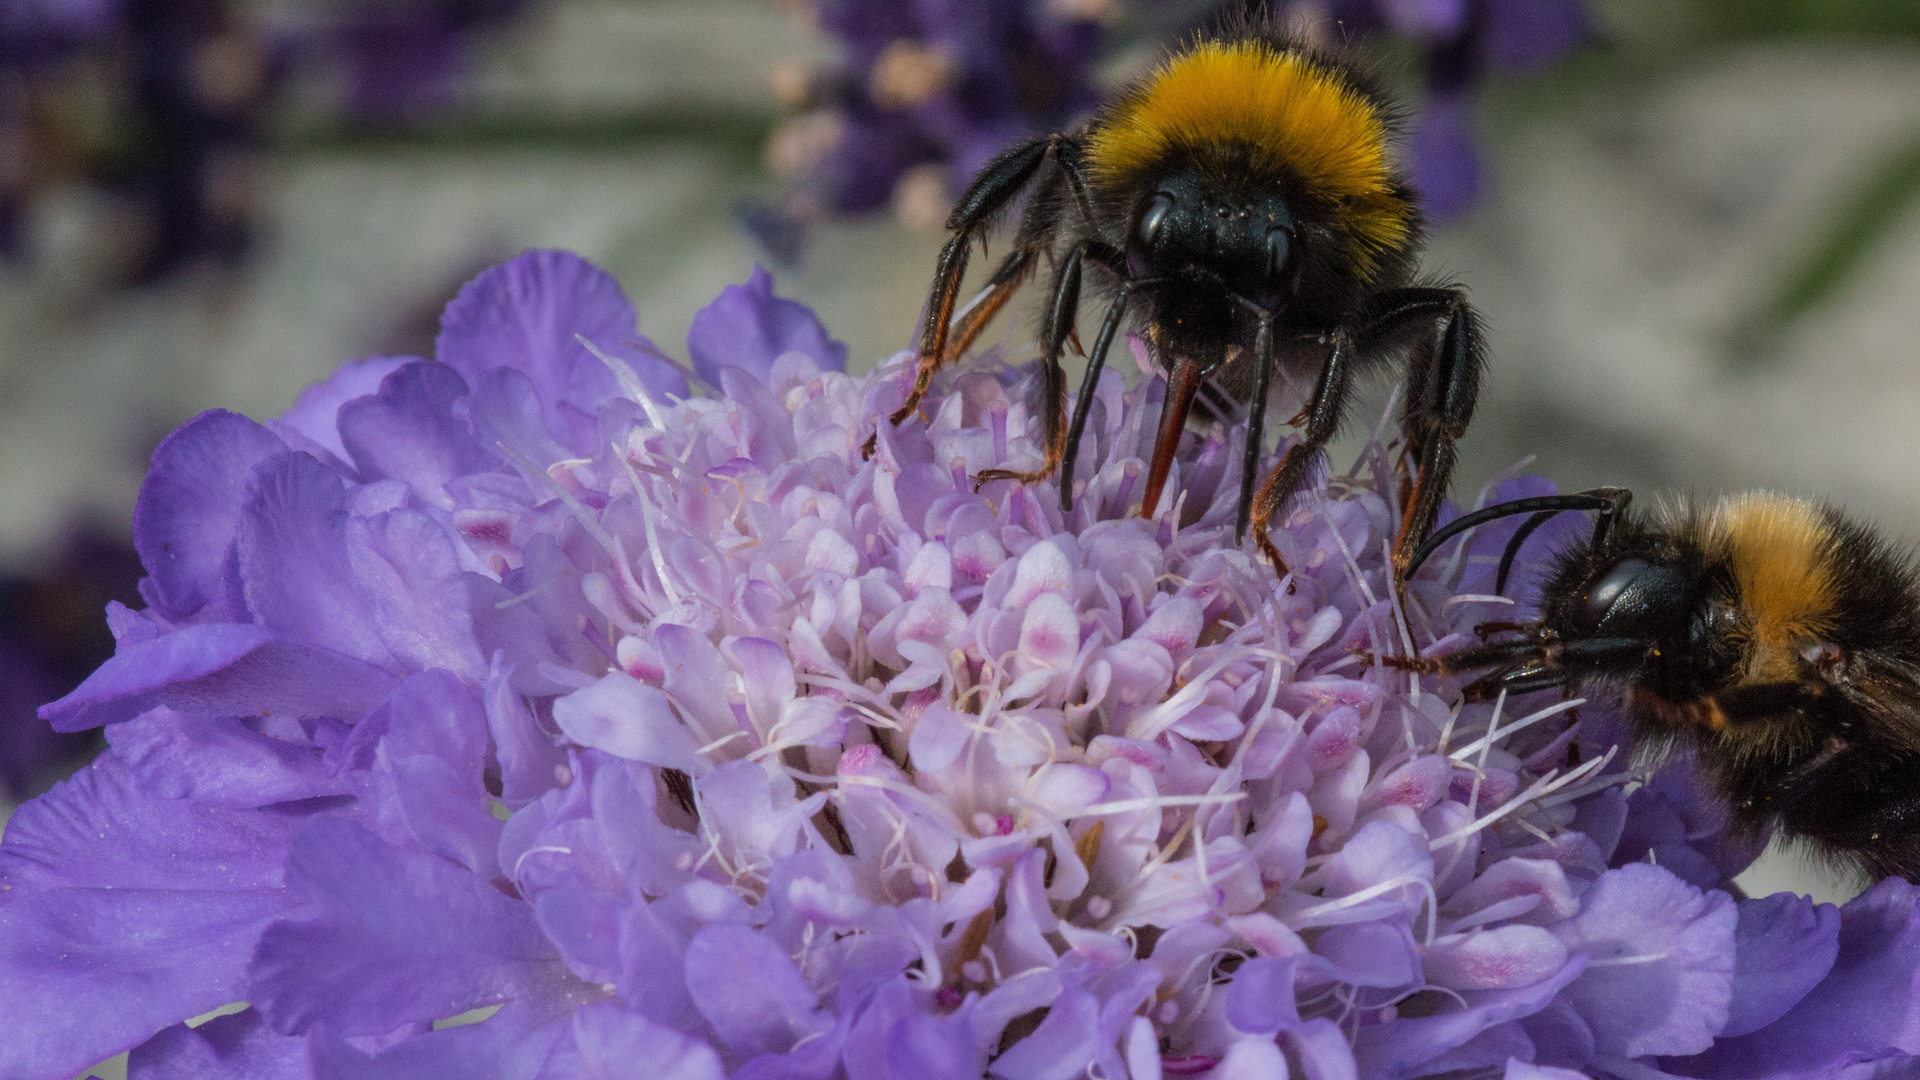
[337,360,497,506]
[1351,956,1588,1079]
[572,999,726,1079]
[1718,892,1842,1038]
[435,250,686,454]
[682,920,828,1059]
[356,670,503,875]
[132,409,287,621]
[128,1009,314,1080]
[686,265,847,388]
[237,451,396,670]
[39,622,400,731]
[249,818,571,1036]
[1551,863,1737,1059]
[1669,878,1920,1078]
[345,508,486,680]
[307,1000,573,1080]
[106,709,349,809]
[270,355,413,467]
[0,755,307,1080]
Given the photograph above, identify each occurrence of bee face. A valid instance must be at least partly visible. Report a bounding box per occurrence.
[1128,170,1299,303]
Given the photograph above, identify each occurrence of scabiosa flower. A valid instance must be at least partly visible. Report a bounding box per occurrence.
[744,0,1107,262]
[6,248,1919,1079]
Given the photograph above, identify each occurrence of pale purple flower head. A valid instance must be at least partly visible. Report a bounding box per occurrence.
[6,250,1918,1079]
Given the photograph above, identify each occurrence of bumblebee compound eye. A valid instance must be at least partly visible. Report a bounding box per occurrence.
[1571,558,1693,637]
[1136,192,1175,250]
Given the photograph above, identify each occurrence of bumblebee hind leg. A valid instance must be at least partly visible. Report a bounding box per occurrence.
[1362,287,1486,581]
[974,242,1109,492]
[1247,326,1354,574]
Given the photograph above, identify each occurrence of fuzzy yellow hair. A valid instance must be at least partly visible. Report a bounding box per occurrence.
[1709,493,1838,683]
[1084,39,1414,279]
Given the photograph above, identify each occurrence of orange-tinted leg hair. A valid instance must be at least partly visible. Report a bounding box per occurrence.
[1247,328,1352,573]
[975,243,1087,489]
[864,135,1081,460]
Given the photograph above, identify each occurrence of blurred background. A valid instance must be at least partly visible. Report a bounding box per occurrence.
[4,0,1919,971]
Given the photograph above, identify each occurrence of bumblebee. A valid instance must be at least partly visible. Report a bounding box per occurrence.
[1401,488,1920,881]
[871,22,1484,578]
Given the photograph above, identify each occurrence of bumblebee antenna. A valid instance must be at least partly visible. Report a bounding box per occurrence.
[1403,488,1632,588]
[1494,511,1558,596]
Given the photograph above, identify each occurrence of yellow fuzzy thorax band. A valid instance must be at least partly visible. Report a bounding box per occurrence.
[1084,40,1414,278]
[1708,493,1837,680]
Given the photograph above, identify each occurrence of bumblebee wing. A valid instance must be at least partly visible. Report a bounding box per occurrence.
[1832,653,1920,755]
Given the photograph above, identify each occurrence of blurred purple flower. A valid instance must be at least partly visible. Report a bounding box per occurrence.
[316,0,533,127]
[0,525,143,801]
[1282,0,1592,221]
[4,248,1917,1079]
[746,0,1107,260]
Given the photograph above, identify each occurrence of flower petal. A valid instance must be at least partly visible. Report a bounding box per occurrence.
[132,409,287,621]
[238,451,396,669]
[435,250,685,453]
[573,999,726,1080]
[250,818,568,1036]
[1717,891,1842,1038]
[0,755,306,1080]
[128,1009,313,1080]
[554,672,706,776]
[337,360,496,507]
[272,354,412,468]
[682,921,826,1058]
[1670,877,1920,1078]
[1550,863,1736,1058]
[1351,956,1588,1080]
[687,265,847,388]
[1423,926,1570,991]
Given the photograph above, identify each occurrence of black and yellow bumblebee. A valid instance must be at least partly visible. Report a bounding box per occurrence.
[1402,488,1920,881]
[870,20,1484,579]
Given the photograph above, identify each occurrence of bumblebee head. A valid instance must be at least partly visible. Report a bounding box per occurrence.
[1129,169,1299,302]
[1088,36,1418,292]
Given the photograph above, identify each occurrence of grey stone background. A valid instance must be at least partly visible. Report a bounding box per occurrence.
[6,8,1920,1070]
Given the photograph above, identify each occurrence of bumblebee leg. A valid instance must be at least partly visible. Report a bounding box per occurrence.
[975,243,1086,491]
[1236,316,1275,543]
[1703,681,1829,730]
[867,134,1083,459]
[1360,287,1487,579]
[1247,327,1354,572]
[1059,270,1160,511]
[941,247,1037,364]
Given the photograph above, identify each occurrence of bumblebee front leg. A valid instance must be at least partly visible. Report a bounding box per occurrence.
[1247,326,1353,572]
[865,135,1082,459]
[974,243,1090,490]
[1364,287,1486,580]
